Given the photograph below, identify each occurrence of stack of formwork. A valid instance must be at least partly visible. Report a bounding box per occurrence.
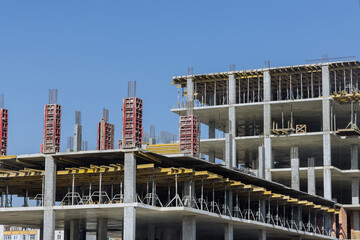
[0,108,8,156]
[179,115,200,157]
[42,104,61,153]
[97,119,115,150]
[122,97,143,148]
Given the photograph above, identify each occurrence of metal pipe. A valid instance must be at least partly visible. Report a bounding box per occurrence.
[311,72,314,98]
[72,174,75,205]
[201,178,204,210]
[214,82,216,106]
[248,190,251,219]
[99,172,102,204]
[334,70,337,93]
[300,73,303,99]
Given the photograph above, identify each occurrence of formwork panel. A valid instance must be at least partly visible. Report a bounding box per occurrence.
[122,97,143,149]
[97,120,115,150]
[42,104,61,153]
[0,108,8,156]
[179,115,200,157]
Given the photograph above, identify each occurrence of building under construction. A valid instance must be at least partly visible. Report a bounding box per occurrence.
[0,61,360,239]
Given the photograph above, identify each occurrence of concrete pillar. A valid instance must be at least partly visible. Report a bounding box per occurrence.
[258,146,265,179]
[209,121,215,139]
[186,77,194,115]
[43,155,56,240]
[324,214,332,235]
[64,220,70,240]
[184,179,195,207]
[79,220,86,240]
[229,106,236,168]
[182,215,196,240]
[124,153,136,240]
[352,178,359,205]
[258,229,266,240]
[293,206,302,224]
[96,218,108,240]
[74,124,82,152]
[209,151,215,163]
[148,224,155,240]
[307,157,316,195]
[263,69,272,181]
[322,65,332,200]
[225,133,232,168]
[70,219,79,240]
[290,147,300,191]
[39,227,43,240]
[224,223,233,240]
[227,190,233,216]
[229,74,236,105]
[351,144,359,170]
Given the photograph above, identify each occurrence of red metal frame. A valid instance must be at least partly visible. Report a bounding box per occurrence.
[179,115,200,157]
[122,97,143,149]
[97,119,115,150]
[42,104,61,153]
[0,108,8,156]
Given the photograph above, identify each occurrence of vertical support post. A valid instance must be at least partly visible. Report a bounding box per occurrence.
[307,157,316,195]
[351,144,359,170]
[263,69,272,180]
[72,174,75,205]
[228,106,236,168]
[74,111,82,152]
[258,146,265,179]
[258,229,266,240]
[70,219,79,240]
[209,121,215,139]
[322,65,332,200]
[225,133,232,168]
[148,224,155,240]
[291,147,300,191]
[124,153,136,240]
[43,155,56,240]
[96,218,108,240]
[224,223,233,240]
[352,178,359,205]
[182,215,196,240]
[186,77,194,115]
[64,220,70,240]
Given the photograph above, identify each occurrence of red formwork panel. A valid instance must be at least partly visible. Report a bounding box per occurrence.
[0,108,8,156]
[97,119,115,150]
[42,104,61,153]
[179,115,200,157]
[122,97,143,149]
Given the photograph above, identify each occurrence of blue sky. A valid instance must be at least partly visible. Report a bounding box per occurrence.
[0,1,359,154]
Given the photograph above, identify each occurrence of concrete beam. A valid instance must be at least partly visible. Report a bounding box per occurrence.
[224,223,233,240]
[96,218,108,240]
[43,155,56,240]
[70,219,79,240]
[291,147,300,191]
[351,144,359,170]
[307,158,316,195]
[182,215,196,240]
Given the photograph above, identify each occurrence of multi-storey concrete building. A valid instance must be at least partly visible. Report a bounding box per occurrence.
[1,60,359,239]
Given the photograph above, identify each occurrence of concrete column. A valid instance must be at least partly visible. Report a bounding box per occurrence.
[322,65,332,200]
[209,121,215,139]
[70,219,79,240]
[224,223,233,240]
[351,144,359,169]
[43,155,56,240]
[39,227,43,240]
[225,133,232,168]
[229,74,236,105]
[64,220,70,240]
[148,224,155,240]
[184,180,195,207]
[229,107,236,168]
[228,190,233,216]
[291,147,300,191]
[263,70,272,180]
[186,77,194,115]
[258,229,266,240]
[79,220,86,240]
[352,178,359,205]
[74,124,82,152]
[96,218,108,240]
[307,157,316,195]
[182,215,196,240]
[124,153,136,240]
[209,151,215,163]
[258,146,265,179]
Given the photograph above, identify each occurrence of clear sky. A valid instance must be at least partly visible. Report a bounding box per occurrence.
[0,1,359,154]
